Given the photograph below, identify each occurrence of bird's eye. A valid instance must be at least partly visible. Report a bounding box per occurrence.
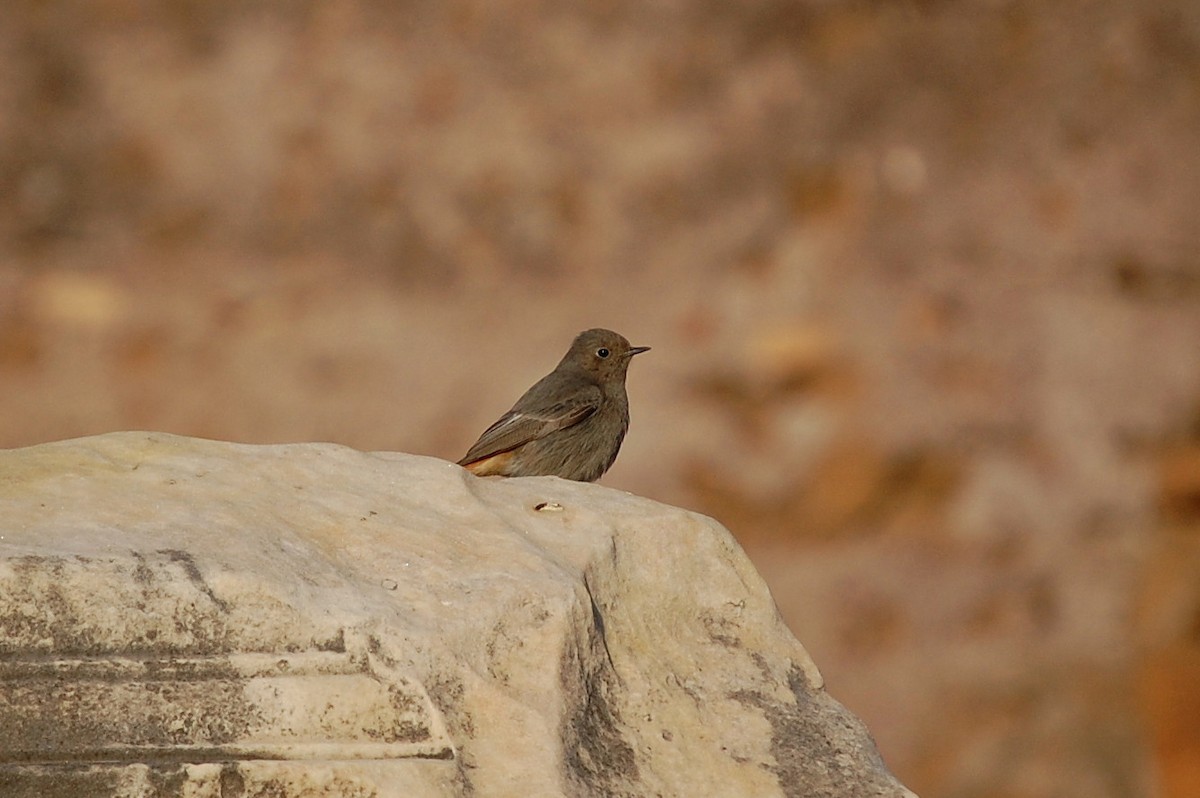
[596,347,610,359]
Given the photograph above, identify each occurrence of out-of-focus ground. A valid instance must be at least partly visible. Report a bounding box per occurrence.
[2,2,1199,796]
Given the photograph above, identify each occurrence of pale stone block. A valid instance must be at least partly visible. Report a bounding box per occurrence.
[0,432,914,797]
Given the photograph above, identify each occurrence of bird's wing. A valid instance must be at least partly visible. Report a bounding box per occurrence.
[458,387,601,466]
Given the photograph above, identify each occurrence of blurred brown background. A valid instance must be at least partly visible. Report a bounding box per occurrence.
[3,2,1200,796]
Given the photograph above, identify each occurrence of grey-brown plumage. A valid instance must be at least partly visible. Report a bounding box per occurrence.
[458,328,650,482]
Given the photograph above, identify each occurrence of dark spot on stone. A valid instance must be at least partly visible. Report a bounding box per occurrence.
[590,597,607,640]
[702,612,741,647]
[146,764,190,794]
[424,673,476,796]
[156,549,228,612]
[749,651,773,682]
[731,665,905,798]
[219,763,244,798]
[316,628,347,653]
[131,551,154,585]
[559,597,640,796]
[0,764,126,797]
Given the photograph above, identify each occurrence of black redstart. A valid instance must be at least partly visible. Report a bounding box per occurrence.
[458,328,650,482]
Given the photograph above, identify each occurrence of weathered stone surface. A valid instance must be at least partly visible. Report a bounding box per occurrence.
[0,432,913,797]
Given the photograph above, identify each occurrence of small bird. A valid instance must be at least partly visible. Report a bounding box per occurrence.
[458,328,650,482]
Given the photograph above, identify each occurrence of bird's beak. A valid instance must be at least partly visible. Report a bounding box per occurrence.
[626,346,651,357]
